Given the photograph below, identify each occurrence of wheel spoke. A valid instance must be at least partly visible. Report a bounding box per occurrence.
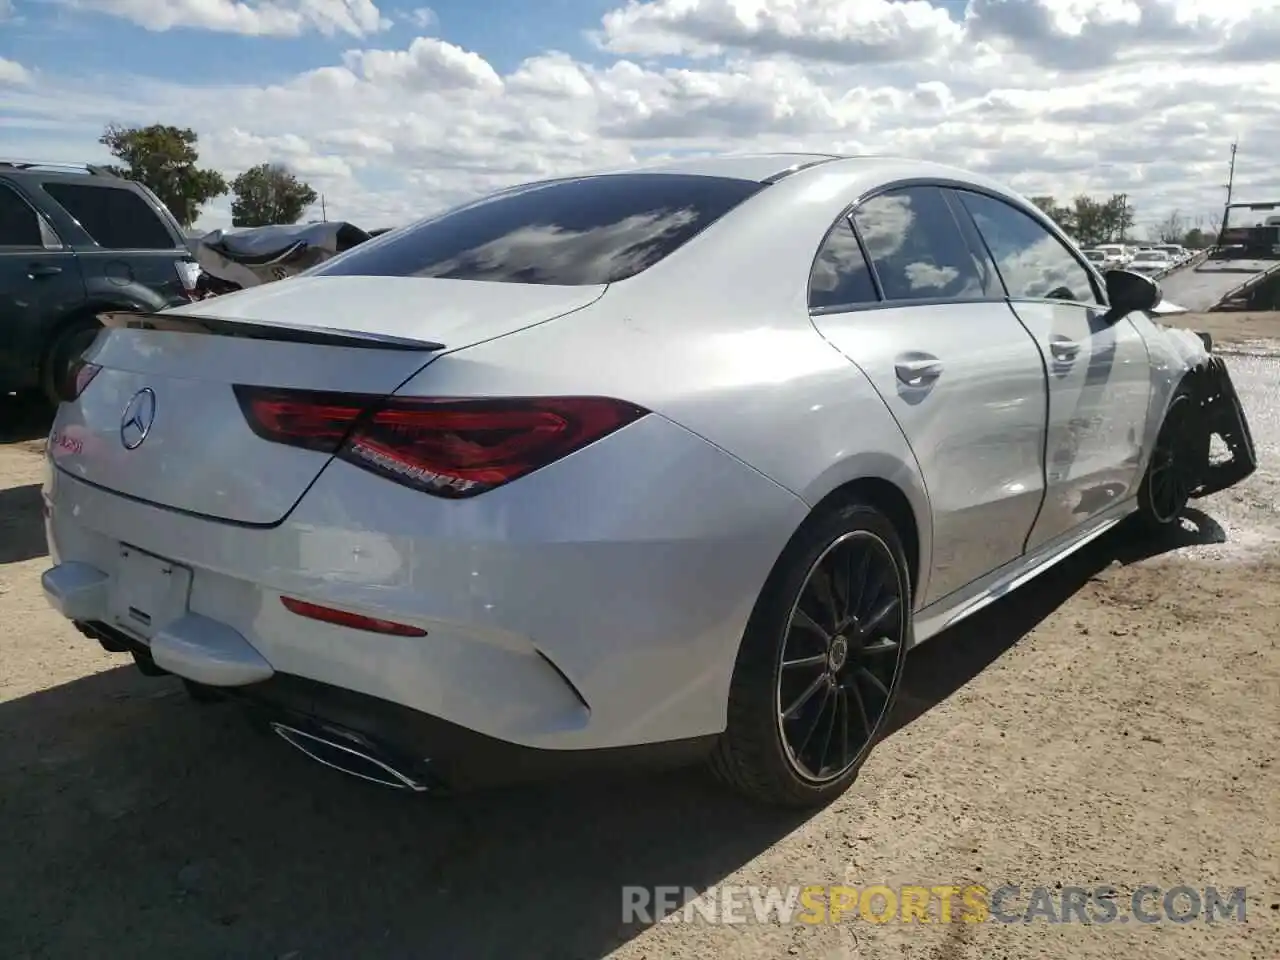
[782,652,828,670]
[861,636,899,655]
[857,666,890,700]
[813,687,839,775]
[790,607,831,643]
[809,566,840,630]
[795,684,833,758]
[845,674,873,739]
[860,595,900,638]
[836,689,851,771]
[782,673,827,721]
[855,560,887,622]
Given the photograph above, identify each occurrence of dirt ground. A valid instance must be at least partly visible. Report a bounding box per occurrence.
[1,321,1278,959]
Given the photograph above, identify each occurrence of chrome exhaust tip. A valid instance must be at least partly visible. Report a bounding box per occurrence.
[270,722,429,792]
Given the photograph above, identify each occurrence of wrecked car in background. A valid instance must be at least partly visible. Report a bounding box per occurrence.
[189,221,374,297]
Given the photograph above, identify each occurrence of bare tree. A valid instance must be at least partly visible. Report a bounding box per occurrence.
[1155,210,1188,243]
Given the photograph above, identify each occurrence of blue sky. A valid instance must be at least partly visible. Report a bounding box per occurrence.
[2,0,624,85]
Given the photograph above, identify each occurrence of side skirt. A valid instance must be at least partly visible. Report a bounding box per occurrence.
[911,497,1136,646]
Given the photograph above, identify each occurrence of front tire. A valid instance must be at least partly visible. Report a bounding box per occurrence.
[710,501,912,808]
[1134,386,1207,533]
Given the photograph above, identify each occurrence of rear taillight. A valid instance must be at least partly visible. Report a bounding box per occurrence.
[66,361,101,401]
[233,386,649,498]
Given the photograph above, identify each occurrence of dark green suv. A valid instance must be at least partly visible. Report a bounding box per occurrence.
[1,160,199,405]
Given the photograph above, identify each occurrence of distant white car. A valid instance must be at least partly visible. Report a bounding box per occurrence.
[1094,243,1132,266]
[1153,244,1188,262]
[1129,250,1173,274]
[1081,248,1123,270]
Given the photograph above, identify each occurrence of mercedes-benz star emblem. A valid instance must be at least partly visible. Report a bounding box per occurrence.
[120,388,156,450]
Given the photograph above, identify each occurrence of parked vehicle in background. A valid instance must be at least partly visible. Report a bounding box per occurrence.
[1094,243,1132,266]
[1128,249,1173,275]
[1153,244,1188,263]
[41,153,1258,808]
[1081,248,1123,270]
[190,221,372,294]
[0,160,199,405]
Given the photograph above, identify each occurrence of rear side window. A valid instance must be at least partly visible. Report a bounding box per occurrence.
[809,219,878,310]
[314,173,764,285]
[41,182,177,250]
[955,190,1101,305]
[0,184,44,247]
[851,186,989,302]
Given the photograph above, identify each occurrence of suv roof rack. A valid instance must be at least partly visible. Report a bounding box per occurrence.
[0,158,115,176]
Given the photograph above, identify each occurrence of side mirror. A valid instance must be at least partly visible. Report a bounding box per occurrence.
[1103,269,1162,320]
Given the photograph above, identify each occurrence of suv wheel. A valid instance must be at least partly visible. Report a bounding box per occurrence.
[41,317,101,407]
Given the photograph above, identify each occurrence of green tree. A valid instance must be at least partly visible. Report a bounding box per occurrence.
[1069,193,1135,247]
[1182,227,1210,249]
[230,163,318,227]
[99,123,227,228]
[1029,195,1076,235]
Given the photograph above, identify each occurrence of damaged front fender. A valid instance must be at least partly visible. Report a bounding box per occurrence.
[1181,351,1258,498]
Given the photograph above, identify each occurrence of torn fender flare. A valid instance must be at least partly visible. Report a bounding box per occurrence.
[1185,354,1258,499]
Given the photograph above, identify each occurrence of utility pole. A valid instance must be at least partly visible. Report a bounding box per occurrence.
[320,194,327,222]
[1217,140,1238,248]
[1118,193,1128,242]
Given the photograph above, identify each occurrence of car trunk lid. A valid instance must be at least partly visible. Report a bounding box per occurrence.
[49,276,606,525]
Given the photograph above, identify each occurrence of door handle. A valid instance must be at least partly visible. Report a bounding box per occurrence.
[894,355,944,386]
[27,263,62,278]
[1049,338,1080,361]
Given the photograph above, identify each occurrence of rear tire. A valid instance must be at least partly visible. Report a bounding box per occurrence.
[710,501,911,808]
[1133,386,1207,534]
[40,316,102,408]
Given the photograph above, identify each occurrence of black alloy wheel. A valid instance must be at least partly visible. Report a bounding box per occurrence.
[775,529,905,783]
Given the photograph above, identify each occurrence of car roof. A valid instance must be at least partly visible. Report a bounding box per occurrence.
[570,153,1055,210]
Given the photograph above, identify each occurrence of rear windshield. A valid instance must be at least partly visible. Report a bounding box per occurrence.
[313,173,764,285]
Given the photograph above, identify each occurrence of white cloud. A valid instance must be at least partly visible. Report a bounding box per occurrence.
[5,0,1277,238]
[402,5,436,29]
[0,56,30,85]
[342,36,503,91]
[0,0,14,19]
[70,0,390,37]
[598,0,964,64]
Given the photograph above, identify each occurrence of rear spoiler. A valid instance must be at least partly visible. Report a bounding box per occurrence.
[99,311,446,353]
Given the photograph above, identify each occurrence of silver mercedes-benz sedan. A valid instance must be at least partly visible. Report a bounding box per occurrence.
[41,153,1256,807]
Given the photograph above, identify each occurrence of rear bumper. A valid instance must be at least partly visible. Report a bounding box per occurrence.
[67,618,716,792]
[41,412,809,752]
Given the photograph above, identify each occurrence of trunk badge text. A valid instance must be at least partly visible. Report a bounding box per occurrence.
[120,388,157,450]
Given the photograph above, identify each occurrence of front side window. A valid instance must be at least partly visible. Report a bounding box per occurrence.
[850,186,989,302]
[314,173,764,286]
[41,182,178,250]
[808,218,878,310]
[959,190,1101,305]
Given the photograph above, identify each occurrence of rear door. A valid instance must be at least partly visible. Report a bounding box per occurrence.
[950,188,1151,551]
[0,181,86,390]
[807,185,1048,607]
[37,179,190,305]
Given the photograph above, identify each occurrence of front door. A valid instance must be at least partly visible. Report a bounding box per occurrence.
[807,185,1049,606]
[951,189,1151,551]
